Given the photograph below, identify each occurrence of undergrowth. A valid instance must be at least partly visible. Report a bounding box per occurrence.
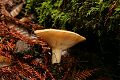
[0,0,120,80]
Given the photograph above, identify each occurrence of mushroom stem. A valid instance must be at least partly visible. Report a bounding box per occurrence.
[52,48,62,64]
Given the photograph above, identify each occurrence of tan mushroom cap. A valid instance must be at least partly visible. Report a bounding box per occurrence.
[34,29,86,64]
[35,29,86,49]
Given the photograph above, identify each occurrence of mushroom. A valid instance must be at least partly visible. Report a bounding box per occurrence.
[34,29,86,64]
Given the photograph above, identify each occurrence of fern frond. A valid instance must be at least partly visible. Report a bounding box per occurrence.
[73,68,99,80]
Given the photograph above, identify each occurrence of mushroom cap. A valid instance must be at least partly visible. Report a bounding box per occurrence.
[34,29,86,50]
